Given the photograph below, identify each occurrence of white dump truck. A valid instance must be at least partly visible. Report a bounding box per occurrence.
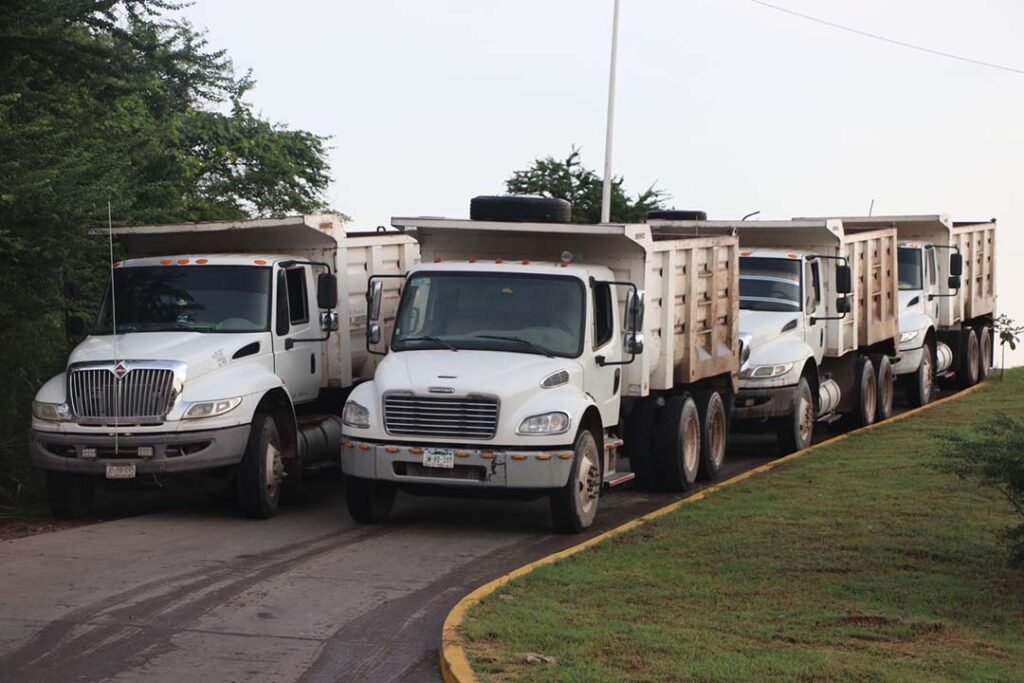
[648,214,899,454]
[30,215,417,519]
[806,216,997,406]
[340,197,739,532]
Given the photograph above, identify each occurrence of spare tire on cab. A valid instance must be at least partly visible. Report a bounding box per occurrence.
[470,195,572,224]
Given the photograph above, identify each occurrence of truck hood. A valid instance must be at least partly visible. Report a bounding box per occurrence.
[68,332,268,381]
[373,349,582,399]
[900,290,924,312]
[739,310,802,351]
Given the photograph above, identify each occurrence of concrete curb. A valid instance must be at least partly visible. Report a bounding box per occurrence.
[438,384,987,682]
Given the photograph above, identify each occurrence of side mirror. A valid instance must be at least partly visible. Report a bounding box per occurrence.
[836,296,851,314]
[367,321,382,346]
[367,280,384,322]
[63,280,78,301]
[625,331,645,355]
[950,253,963,277]
[625,289,645,332]
[948,275,962,290]
[67,315,85,337]
[317,273,338,309]
[275,270,290,336]
[320,310,339,332]
[835,265,853,295]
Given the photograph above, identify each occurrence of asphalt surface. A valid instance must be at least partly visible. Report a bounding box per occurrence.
[0,397,935,682]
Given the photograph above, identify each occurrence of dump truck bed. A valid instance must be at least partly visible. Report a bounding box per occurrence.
[390,217,739,396]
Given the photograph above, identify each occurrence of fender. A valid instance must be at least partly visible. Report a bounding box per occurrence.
[741,335,816,390]
[898,311,933,350]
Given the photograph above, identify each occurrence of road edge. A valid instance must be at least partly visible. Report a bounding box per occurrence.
[438,383,987,683]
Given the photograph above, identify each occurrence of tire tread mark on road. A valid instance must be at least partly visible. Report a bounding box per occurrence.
[0,525,401,683]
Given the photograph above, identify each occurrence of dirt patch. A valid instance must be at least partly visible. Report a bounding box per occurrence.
[0,516,86,542]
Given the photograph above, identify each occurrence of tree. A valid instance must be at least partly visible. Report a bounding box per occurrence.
[994,315,1023,379]
[0,0,333,507]
[505,147,666,223]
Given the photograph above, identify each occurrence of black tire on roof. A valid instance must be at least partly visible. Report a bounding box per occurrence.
[469,195,572,223]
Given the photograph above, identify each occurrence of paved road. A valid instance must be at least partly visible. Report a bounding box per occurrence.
[0,411,900,682]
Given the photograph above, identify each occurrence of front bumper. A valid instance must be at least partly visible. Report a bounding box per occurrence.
[341,439,575,489]
[733,384,799,421]
[892,345,925,376]
[30,425,250,475]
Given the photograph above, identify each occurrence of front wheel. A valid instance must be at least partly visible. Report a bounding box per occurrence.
[237,412,284,519]
[345,476,396,524]
[46,471,95,519]
[777,377,813,455]
[903,343,934,407]
[550,429,601,533]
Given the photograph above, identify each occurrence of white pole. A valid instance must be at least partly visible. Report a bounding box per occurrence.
[600,0,620,224]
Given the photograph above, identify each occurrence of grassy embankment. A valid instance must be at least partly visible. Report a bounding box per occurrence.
[463,370,1024,682]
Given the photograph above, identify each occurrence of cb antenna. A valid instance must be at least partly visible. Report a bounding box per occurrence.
[868,199,875,217]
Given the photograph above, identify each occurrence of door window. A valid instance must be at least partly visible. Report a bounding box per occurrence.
[806,262,821,312]
[593,282,614,349]
[926,248,937,287]
[285,267,309,325]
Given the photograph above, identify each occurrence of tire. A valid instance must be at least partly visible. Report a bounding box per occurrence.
[958,328,980,389]
[345,476,396,524]
[46,471,95,520]
[237,412,284,519]
[653,394,701,492]
[854,355,877,428]
[978,326,992,380]
[871,354,894,422]
[646,209,708,221]
[624,398,659,489]
[694,390,727,482]
[469,195,571,224]
[903,342,934,408]
[550,429,601,533]
[777,377,814,455]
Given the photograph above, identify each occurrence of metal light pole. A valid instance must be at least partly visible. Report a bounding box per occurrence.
[600,0,621,224]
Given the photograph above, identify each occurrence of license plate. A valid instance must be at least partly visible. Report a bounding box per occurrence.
[105,463,136,479]
[422,448,455,469]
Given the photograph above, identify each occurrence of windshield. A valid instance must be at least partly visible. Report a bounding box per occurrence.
[898,248,923,291]
[94,265,272,334]
[739,257,802,312]
[392,272,585,357]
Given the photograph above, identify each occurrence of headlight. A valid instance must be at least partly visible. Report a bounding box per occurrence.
[741,362,795,379]
[32,401,71,422]
[517,411,571,435]
[900,330,920,344]
[342,400,370,428]
[183,397,242,419]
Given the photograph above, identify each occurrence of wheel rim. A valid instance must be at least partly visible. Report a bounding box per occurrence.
[798,389,813,446]
[864,369,876,422]
[683,412,699,476]
[709,406,726,468]
[880,365,893,416]
[969,336,979,382]
[265,437,283,499]
[575,438,600,514]
[980,332,991,377]
[921,350,933,398]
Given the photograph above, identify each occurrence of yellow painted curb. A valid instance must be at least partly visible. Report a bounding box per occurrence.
[439,383,987,683]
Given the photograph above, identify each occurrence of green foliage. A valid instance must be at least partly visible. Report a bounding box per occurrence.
[938,414,1024,565]
[994,314,1023,379]
[505,147,666,223]
[0,0,332,508]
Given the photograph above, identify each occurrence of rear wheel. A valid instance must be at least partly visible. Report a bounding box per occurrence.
[237,412,284,519]
[854,355,877,428]
[695,390,727,481]
[551,429,601,533]
[871,354,894,422]
[777,377,814,455]
[959,328,980,389]
[345,476,396,524]
[978,326,992,380]
[654,394,701,491]
[624,398,659,489]
[903,342,934,407]
[46,472,95,520]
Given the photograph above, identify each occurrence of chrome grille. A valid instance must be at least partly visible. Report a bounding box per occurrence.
[69,368,176,422]
[383,395,499,440]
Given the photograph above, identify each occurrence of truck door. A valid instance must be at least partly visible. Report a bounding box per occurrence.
[273,265,322,404]
[583,281,622,428]
[925,247,940,321]
[804,260,826,364]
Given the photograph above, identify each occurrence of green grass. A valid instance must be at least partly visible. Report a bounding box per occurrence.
[463,370,1024,682]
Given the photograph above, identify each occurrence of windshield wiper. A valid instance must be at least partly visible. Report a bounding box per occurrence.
[473,334,555,358]
[397,335,458,352]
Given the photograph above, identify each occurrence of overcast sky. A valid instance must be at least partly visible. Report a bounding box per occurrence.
[183,0,1022,365]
